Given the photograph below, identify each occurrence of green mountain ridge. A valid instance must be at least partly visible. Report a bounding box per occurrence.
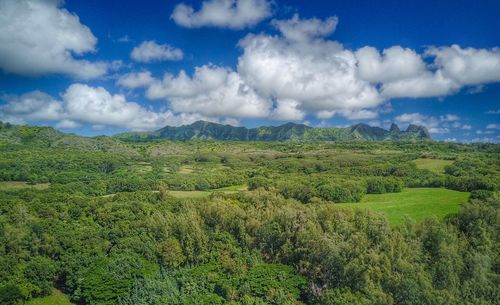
[113,120,432,142]
[0,120,431,146]
[0,121,138,155]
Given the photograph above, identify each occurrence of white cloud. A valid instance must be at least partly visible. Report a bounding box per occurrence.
[0,84,207,131]
[427,45,500,86]
[395,112,463,134]
[356,45,500,99]
[462,124,472,130]
[440,114,460,122]
[271,99,305,121]
[0,91,63,122]
[356,46,427,83]
[379,70,459,98]
[339,109,379,120]
[271,14,338,43]
[486,109,500,114]
[118,15,500,125]
[469,136,500,143]
[131,41,183,63]
[117,71,155,89]
[171,0,271,29]
[238,16,382,117]
[0,0,107,78]
[486,124,500,129]
[56,119,81,129]
[146,65,271,118]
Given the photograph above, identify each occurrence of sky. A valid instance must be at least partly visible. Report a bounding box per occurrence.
[0,0,499,142]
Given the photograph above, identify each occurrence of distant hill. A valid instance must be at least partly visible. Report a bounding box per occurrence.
[0,121,138,155]
[113,120,431,142]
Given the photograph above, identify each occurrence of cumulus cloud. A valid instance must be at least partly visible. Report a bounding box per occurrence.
[238,19,382,118]
[146,65,271,118]
[56,119,81,129]
[486,124,500,130]
[117,15,500,125]
[0,91,63,123]
[171,0,271,29]
[356,46,427,83]
[371,45,500,99]
[117,71,155,89]
[271,14,338,43]
[0,0,107,78]
[355,46,460,98]
[427,45,500,85]
[0,84,206,131]
[271,99,305,121]
[395,112,465,134]
[131,41,183,62]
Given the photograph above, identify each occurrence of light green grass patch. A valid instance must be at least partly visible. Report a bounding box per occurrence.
[167,185,248,199]
[339,188,469,225]
[0,181,50,190]
[27,289,73,305]
[414,158,453,173]
[178,165,194,174]
[130,164,152,173]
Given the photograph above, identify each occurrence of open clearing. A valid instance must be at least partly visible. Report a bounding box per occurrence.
[0,181,50,190]
[167,185,248,198]
[27,289,73,305]
[340,188,469,225]
[414,158,453,173]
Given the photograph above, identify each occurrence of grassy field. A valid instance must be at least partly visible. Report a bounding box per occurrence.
[167,184,248,198]
[414,158,453,173]
[0,181,50,190]
[26,289,73,305]
[339,188,469,225]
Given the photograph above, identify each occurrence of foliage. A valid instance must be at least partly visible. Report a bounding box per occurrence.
[0,123,499,305]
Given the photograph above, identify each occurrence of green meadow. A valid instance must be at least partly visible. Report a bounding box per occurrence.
[413,158,454,173]
[26,290,73,305]
[340,188,469,225]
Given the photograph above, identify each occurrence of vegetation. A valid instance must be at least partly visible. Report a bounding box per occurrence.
[339,188,469,225]
[0,122,499,304]
[26,289,73,305]
[414,158,454,173]
[113,120,431,142]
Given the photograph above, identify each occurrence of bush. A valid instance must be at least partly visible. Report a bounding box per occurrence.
[365,177,404,194]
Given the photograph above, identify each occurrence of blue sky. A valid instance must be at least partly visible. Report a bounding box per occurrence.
[0,0,499,142]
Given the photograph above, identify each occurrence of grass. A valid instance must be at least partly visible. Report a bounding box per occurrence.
[167,185,248,199]
[27,289,73,305]
[178,165,194,174]
[414,158,453,173]
[339,188,469,225]
[0,181,50,190]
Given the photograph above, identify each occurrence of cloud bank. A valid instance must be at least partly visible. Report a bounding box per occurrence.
[0,84,206,131]
[119,14,500,124]
[0,0,107,79]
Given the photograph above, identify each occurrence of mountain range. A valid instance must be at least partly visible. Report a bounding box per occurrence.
[0,120,431,145]
[113,121,431,142]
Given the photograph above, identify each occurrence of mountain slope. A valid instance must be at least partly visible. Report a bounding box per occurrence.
[0,121,138,155]
[113,121,431,142]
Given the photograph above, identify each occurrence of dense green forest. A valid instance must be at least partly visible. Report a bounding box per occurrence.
[0,122,499,305]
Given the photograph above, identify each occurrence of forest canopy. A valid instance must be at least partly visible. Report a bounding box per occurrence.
[0,124,499,305]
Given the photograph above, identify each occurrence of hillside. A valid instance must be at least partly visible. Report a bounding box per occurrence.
[113,120,431,142]
[0,121,138,155]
